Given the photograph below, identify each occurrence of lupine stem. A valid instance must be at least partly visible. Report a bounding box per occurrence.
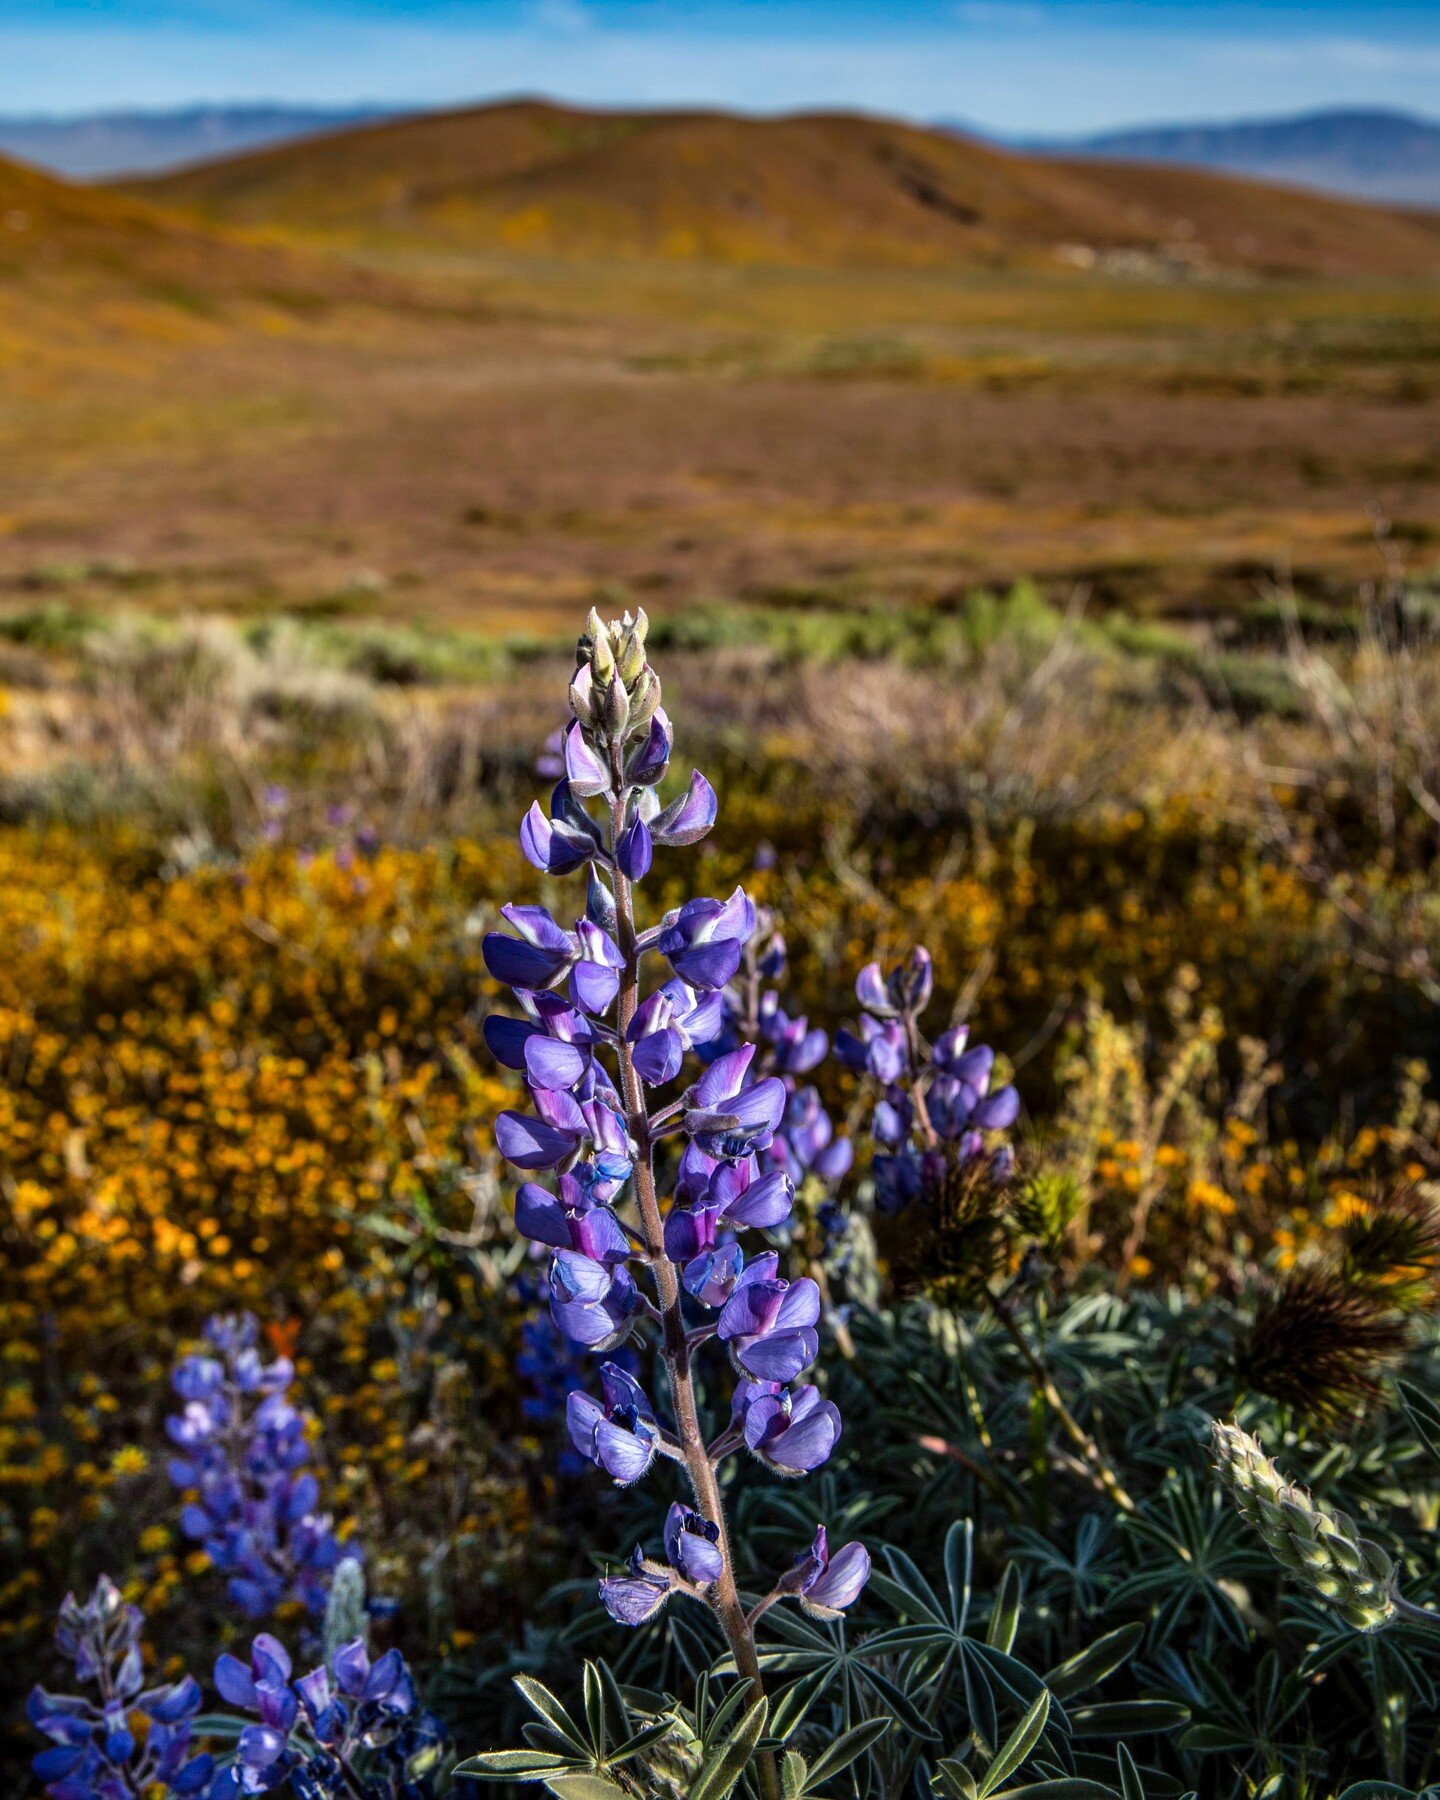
[607,787,781,1800]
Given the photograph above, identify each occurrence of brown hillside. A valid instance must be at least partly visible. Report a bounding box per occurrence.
[123,99,1440,278]
[0,151,409,375]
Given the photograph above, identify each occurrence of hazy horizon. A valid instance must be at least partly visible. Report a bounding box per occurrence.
[4,1,1440,137]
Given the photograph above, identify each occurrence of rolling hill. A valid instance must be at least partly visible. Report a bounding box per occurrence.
[121,99,1440,279]
[1028,108,1440,209]
[0,150,416,373]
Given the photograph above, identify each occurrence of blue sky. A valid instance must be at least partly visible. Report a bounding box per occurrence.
[3,1,1440,134]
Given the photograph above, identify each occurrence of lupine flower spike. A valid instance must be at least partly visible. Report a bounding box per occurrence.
[166,1312,359,1620]
[485,609,868,1800]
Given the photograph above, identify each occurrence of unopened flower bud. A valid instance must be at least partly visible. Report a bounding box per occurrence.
[1212,1420,1396,1633]
[600,673,630,740]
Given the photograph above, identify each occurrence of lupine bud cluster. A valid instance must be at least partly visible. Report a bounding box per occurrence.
[838,948,1020,1214]
[167,1313,359,1620]
[28,1577,213,1800]
[210,1631,441,1800]
[1211,1420,1398,1632]
[484,608,868,1651]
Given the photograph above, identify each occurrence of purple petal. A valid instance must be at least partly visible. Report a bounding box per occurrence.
[594,1419,656,1485]
[632,1027,683,1086]
[724,1169,793,1231]
[564,722,611,798]
[514,1183,573,1249]
[483,934,569,991]
[570,960,621,1016]
[650,770,718,847]
[617,818,653,882]
[695,1045,756,1108]
[495,1110,579,1170]
[736,1328,819,1384]
[971,1085,1020,1131]
[482,1014,538,1071]
[523,1036,589,1092]
[803,1542,871,1615]
[213,1655,257,1711]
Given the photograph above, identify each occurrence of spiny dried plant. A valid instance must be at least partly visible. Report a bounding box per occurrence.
[881,1146,1018,1307]
[1234,1266,1409,1425]
[1338,1179,1440,1308]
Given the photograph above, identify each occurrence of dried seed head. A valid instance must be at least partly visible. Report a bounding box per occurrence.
[1234,1267,1407,1425]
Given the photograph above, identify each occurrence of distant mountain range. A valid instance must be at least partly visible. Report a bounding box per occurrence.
[0,105,395,178]
[1017,108,1440,208]
[3,98,1439,217]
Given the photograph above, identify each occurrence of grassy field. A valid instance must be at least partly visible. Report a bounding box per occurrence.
[3,249,1440,636]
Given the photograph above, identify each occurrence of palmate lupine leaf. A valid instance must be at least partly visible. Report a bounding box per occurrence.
[456,1667,675,1792]
[688,1695,768,1800]
[731,1600,940,1744]
[776,1718,893,1797]
[865,1522,1059,1753]
[1113,1474,1270,1651]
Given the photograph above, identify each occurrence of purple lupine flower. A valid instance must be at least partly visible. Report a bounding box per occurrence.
[483,904,579,992]
[600,1547,675,1626]
[569,919,625,1015]
[567,1363,659,1485]
[781,1526,872,1619]
[845,945,1022,1218]
[625,710,672,786]
[657,889,755,990]
[664,1159,794,1264]
[649,769,718,847]
[717,1254,821,1382]
[166,1315,357,1622]
[486,609,864,1663]
[685,1045,786,1160]
[549,1252,640,1350]
[834,1013,908,1082]
[563,720,612,799]
[520,794,593,876]
[208,1630,428,1800]
[28,1578,212,1800]
[767,1086,854,1187]
[616,815,653,881]
[758,994,828,1076]
[516,1176,631,1263]
[735,1381,842,1475]
[664,1504,725,1586]
[625,979,725,1086]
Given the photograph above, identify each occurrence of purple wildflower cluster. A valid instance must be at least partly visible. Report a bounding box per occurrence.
[167,1313,359,1620]
[837,948,1020,1214]
[484,609,869,1672]
[714,910,853,1197]
[32,1310,440,1800]
[28,1577,212,1800]
[210,1631,440,1800]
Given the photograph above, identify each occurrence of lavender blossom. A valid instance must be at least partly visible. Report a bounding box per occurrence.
[839,950,1020,1216]
[483,608,858,1800]
[28,1577,212,1800]
[209,1631,436,1800]
[166,1313,358,1621]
